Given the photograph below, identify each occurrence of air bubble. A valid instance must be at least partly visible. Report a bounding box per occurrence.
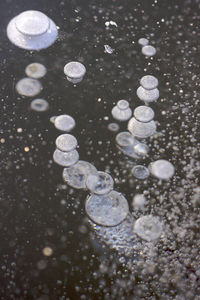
[86,171,114,195]
[132,165,150,180]
[149,159,175,180]
[54,115,76,132]
[142,45,156,57]
[55,134,77,152]
[16,78,42,97]
[25,63,47,79]
[134,215,162,241]
[30,98,49,112]
[136,86,159,103]
[140,75,158,90]
[128,117,156,139]
[53,149,79,167]
[64,62,86,83]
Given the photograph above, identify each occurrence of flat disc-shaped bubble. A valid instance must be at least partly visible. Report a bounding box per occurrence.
[134,106,155,123]
[142,45,156,57]
[16,78,42,97]
[115,131,137,148]
[108,122,120,132]
[85,190,129,226]
[149,159,175,180]
[53,149,79,167]
[56,134,77,152]
[54,115,75,132]
[138,38,149,46]
[140,75,158,90]
[111,106,132,121]
[30,98,49,112]
[63,160,98,189]
[128,117,156,139]
[133,143,149,157]
[86,171,114,195]
[7,10,58,50]
[137,86,159,103]
[134,215,162,241]
[132,165,150,180]
[25,63,47,79]
[64,62,86,83]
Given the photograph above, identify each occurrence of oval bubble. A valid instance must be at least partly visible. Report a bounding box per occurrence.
[56,134,77,152]
[138,38,149,46]
[16,77,42,97]
[142,45,156,57]
[115,131,137,148]
[134,215,162,241]
[64,61,86,83]
[25,63,47,79]
[140,75,158,90]
[111,100,132,121]
[63,160,98,189]
[30,98,49,112]
[53,149,79,167]
[108,122,120,132]
[128,117,156,139]
[86,171,114,195]
[85,190,129,226]
[136,86,159,103]
[134,106,155,123]
[149,159,175,180]
[54,115,76,132]
[132,165,150,180]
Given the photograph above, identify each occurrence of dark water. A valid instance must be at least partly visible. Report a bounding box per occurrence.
[0,0,200,299]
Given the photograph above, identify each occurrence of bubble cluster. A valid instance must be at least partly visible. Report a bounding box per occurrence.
[138,38,149,46]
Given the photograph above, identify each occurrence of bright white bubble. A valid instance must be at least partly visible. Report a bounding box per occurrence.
[134,106,155,123]
[149,159,175,180]
[30,98,49,112]
[132,165,150,180]
[56,134,77,152]
[142,45,156,57]
[136,86,159,103]
[25,63,47,79]
[134,215,162,241]
[140,75,158,90]
[115,131,136,148]
[133,143,149,157]
[86,171,114,195]
[132,194,147,210]
[16,78,42,97]
[85,190,129,226]
[64,62,86,83]
[53,149,79,167]
[111,100,132,121]
[63,160,98,189]
[128,117,156,139]
[54,115,75,132]
[7,10,58,50]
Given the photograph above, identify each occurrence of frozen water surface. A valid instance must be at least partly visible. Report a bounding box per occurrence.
[85,190,129,226]
[86,171,114,195]
[16,77,42,97]
[62,160,97,189]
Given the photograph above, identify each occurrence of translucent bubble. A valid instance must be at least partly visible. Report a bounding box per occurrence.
[62,160,98,189]
[16,78,42,97]
[115,131,136,148]
[86,171,114,195]
[132,165,150,179]
[107,122,120,132]
[56,134,77,152]
[128,117,156,139]
[7,10,58,50]
[85,190,129,226]
[111,100,132,121]
[50,116,57,124]
[132,194,147,210]
[142,45,156,57]
[138,38,149,46]
[134,215,162,241]
[133,143,149,157]
[54,115,75,132]
[149,159,175,180]
[30,98,49,112]
[134,106,155,123]
[64,62,86,83]
[53,149,79,167]
[25,63,47,79]
[140,75,158,90]
[136,86,159,103]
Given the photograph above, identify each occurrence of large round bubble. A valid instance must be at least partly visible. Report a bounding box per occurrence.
[53,149,79,167]
[86,171,114,195]
[54,115,76,132]
[128,117,156,139]
[16,78,42,97]
[134,215,162,241]
[149,159,175,180]
[56,134,77,152]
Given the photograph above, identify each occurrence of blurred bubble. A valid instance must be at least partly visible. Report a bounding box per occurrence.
[86,171,114,195]
[142,45,156,57]
[138,38,149,46]
[25,62,47,79]
[134,215,162,241]
[16,77,42,97]
[133,143,149,157]
[63,160,98,189]
[85,190,129,226]
[149,159,175,180]
[108,122,120,132]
